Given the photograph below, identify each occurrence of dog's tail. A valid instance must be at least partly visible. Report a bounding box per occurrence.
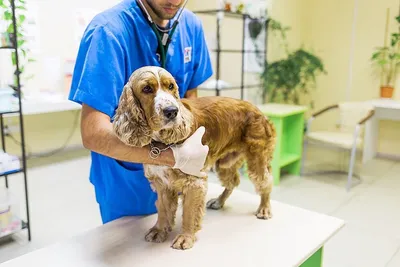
[262,115,277,165]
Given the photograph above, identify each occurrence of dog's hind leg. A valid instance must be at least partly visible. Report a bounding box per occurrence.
[242,114,275,219]
[206,158,244,210]
[246,157,273,220]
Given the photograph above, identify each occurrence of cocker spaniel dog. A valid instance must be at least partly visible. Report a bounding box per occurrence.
[112,66,276,250]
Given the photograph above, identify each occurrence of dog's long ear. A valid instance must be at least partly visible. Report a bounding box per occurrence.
[112,84,152,147]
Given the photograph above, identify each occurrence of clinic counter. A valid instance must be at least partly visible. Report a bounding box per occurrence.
[0,183,345,267]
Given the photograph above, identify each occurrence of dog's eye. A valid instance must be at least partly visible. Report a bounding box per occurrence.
[142,85,153,94]
[168,83,174,90]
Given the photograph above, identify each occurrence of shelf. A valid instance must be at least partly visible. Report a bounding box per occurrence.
[0,168,23,177]
[197,84,262,91]
[194,9,256,18]
[0,109,20,116]
[212,49,267,53]
[0,218,27,240]
[0,46,15,50]
[1,0,32,242]
[280,153,301,167]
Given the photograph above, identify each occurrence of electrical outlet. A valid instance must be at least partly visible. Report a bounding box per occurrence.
[4,125,10,135]
[4,124,19,135]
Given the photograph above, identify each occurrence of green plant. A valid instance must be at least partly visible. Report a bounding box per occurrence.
[0,0,34,88]
[371,15,400,89]
[260,18,326,108]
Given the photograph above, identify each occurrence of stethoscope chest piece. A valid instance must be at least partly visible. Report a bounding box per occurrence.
[161,33,169,46]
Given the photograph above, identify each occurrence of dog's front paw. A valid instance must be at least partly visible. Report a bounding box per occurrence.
[206,198,223,210]
[256,206,272,220]
[171,234,196,250]
[145,227,169,243]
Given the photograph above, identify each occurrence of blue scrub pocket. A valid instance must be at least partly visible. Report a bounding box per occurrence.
[115,159,144,171]
[103,159,158,217]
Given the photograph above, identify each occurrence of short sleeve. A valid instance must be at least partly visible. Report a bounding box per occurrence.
[68,25,126,118]
[187,20,213,90]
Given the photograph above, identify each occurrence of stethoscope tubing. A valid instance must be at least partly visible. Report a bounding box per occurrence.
[136,0,188,68]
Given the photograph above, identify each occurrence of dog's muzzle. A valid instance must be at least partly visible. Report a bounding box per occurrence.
[163,106,178,120]
[155,90,179,119]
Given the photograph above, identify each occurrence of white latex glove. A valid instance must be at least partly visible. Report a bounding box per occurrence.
[171,126,209,177]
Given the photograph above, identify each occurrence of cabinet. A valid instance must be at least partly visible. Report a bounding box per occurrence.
[243,104,308,185]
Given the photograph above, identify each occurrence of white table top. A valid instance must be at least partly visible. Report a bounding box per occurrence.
[1,93,81,117]
[22,98,80,115]
[0,183,344,267]
[368,98,400,110]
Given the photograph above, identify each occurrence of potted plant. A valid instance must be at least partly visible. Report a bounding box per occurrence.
[260,18,326,108]
[0,0,34,91]
[371,12,400,99]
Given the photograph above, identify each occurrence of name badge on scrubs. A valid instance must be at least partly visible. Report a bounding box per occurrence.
[184,47,192,63]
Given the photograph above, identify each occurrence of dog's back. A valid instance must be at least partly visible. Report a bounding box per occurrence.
[181,96,276,170]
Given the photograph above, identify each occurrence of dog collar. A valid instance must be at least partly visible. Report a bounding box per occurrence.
[149,140,173,159]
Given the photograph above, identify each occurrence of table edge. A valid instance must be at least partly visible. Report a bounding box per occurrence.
[297,219,345,266]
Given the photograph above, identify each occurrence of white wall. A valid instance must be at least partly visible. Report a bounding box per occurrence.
[0,0,122,156]
[2,0,399,158]
[1,0,121,98]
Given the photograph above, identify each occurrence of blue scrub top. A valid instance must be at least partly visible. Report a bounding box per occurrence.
[68,0,213,222]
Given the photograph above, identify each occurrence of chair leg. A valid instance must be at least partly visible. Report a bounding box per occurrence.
[301,118,314,177]
[300,139,308,176]
[347,145,357,191]
[347,125,361,191]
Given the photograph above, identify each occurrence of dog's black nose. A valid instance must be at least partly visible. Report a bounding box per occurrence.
[163,106,178,120]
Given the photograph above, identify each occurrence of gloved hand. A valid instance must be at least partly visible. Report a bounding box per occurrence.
[170,126,209,177]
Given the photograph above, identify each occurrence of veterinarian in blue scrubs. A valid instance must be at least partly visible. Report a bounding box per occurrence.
[68,0,213,223]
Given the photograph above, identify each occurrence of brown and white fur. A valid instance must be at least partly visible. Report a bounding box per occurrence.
[112,66,276,250]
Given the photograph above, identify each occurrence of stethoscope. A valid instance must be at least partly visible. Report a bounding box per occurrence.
[136,0,188,68]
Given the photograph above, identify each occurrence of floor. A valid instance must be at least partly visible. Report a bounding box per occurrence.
[0,145,399,267]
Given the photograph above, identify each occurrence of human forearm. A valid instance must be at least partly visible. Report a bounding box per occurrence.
[80,104,209,177]
[84,122,175,166]
[81,104,175,166]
